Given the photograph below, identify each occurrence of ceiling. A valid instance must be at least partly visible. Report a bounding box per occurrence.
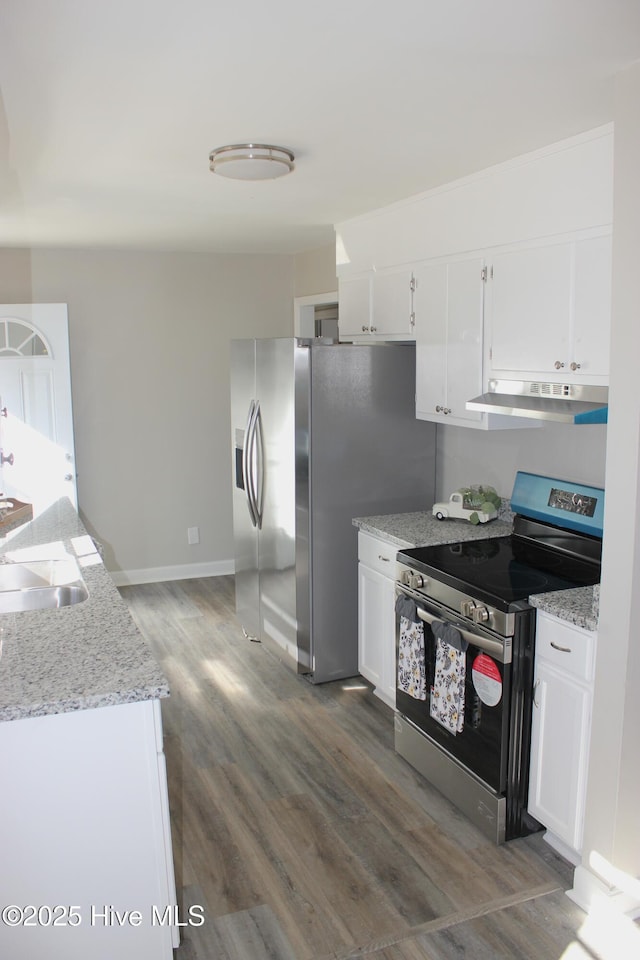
[0,0,639,255]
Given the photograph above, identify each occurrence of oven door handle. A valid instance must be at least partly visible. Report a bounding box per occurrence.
[416,607,506,660]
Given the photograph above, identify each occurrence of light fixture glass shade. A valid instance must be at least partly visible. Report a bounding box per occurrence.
[209,143,295,180]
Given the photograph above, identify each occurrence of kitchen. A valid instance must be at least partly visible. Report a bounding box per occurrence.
[0,2,639,958]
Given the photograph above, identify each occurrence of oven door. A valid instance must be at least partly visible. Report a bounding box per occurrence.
[396,584,511,795]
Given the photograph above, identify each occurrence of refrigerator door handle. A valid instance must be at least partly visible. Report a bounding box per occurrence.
[254,402,265,529]
[242,400,259,528]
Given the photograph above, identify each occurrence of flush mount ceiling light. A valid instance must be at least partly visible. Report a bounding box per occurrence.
[209,143,295,181]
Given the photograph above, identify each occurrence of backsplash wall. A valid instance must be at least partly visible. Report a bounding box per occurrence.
[436,420,607,501]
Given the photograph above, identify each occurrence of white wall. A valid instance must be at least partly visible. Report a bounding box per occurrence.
[0,248,295,576]
[293,243,336,298]
[571,60,640,911]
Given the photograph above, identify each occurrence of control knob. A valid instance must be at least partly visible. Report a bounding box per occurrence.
[402,570,424,590]
[460,599,475,618]
[473,605,490,623]
[460,599,490,623]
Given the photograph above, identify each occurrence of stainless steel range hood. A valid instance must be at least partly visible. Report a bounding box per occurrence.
[466,380,608,424]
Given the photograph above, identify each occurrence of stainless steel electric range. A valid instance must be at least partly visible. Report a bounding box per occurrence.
[394,471,603,843]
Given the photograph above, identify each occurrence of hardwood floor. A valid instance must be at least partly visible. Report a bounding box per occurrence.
[121,576,594,960]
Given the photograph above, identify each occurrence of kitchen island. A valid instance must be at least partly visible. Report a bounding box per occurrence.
[0,499,177,960]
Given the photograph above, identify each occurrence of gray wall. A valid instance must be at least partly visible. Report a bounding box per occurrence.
[0,247,297,575]
[293,243,336,297]
[436,420,607,504]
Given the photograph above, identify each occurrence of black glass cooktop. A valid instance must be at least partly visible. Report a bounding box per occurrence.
[398,534,601,611]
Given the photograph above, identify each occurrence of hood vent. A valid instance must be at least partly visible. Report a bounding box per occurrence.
[466,380,608,424]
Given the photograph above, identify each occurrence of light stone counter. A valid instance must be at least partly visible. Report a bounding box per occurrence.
[529,586,599,632]
[0,498,169,722]
[352,510,513,548]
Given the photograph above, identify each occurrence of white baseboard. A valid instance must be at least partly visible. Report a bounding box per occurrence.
[568,864,640,919]
[109,559,235,587]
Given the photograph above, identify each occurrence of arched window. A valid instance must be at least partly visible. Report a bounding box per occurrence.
[0,319,50,357]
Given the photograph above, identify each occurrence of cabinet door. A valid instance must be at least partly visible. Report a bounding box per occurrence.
[372,267,414,337]
[415,262,447,419]
[338,273,371,338]
[528,659,591,853]
[378,571,398,707]
[445,258,484,422]
[489,243,572,375]
[358,562,397,707]
[0,700,177,958]
[414,258,484,426]
[572,234,612,378]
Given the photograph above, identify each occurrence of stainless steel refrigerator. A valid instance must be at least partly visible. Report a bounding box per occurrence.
[230,338,436,682]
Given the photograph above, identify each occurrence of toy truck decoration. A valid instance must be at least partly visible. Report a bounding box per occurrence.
[432,485,501,525]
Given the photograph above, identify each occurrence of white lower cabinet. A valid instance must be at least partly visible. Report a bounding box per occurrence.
[528,611,597,861]
[358,531,406,708]
[0,698,178,960]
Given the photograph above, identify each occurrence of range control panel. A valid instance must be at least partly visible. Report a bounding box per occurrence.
[510,471,604,538]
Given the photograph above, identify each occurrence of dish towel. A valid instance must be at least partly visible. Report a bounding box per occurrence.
[396,596,426,700]
[429,621,468,735]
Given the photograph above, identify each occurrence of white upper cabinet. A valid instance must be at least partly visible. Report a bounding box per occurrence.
[487,232,612,383]
[372,266,415,338]
[415,258,484,427]
[338,266,415,341]
[335,125,613,410]
[338,273,372,339]
[572,233,612,379]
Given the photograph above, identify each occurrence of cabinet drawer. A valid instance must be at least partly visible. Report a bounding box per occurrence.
[535,612,596,683]
[358,531,408,579]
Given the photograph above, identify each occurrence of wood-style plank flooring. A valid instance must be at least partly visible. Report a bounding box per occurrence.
[120,576,607,960]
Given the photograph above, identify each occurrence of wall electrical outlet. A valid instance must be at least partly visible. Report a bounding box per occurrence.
[187,526,200,545]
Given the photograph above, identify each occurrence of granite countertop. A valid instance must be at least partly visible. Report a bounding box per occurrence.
[353,508,599,631]
[0,498,169,722]
[529,586,599,632]
[352,510,513,548]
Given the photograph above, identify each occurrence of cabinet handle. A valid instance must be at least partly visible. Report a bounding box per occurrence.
[570,361,582,371]
[361,325,368,333]
[550,641,572,653]
[554,361,565,370]
[370,326,377,333]
[378,554,390,562]
[533,679,540,708]
[435,405,443,413]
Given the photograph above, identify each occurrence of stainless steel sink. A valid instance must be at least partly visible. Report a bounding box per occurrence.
[0,559,88,613]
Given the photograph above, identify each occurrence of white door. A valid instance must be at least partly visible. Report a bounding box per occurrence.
[0,304,77,513]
